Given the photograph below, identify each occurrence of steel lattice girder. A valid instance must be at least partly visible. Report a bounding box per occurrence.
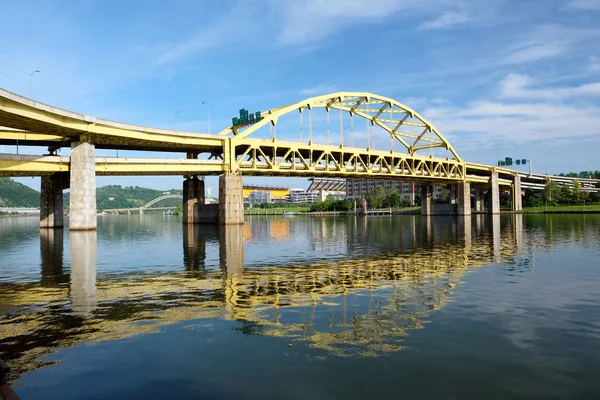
[219,92,462,162]
[229,138,465,180]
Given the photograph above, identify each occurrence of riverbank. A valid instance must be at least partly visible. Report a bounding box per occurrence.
[244,206,423,216]
[523,204,600,214]
[244,207,309,215]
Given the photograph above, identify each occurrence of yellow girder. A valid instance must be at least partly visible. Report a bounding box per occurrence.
[230,138,465,181]
[0,155,224,177]
[0,88,222,151]
[0,129,63,142]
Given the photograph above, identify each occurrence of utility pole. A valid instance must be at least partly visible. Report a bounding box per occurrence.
[29,70,40,97]
[202,101,211,134]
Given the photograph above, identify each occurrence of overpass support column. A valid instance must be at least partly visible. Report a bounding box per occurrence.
[474,188,483,211]
[219,174,244,225]
[456,181,471,215]
[449,184,457,204]
[69,141,97,230]
[488,172,500,215]
[183,176,205,224]
[421,184,433,216]
[512,175,522,212]
[40,172,68,229]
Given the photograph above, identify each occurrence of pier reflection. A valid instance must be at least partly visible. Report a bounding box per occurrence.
[182,224,218,271]
[40,228,66,285]
[69,231,97,317]
[7,214,597,380]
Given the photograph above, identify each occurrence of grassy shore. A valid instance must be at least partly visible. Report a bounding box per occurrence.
[523,204,600,212]
[396,206,421,212]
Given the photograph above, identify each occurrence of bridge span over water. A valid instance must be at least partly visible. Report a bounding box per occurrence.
[0,88,597,230]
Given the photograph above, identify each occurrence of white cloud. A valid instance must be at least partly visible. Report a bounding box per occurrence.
[419,11,471,30]
[419,72,600,151]
[271,0,414,45]
[498,74,600,99]
[500,25,600,66]
[155,4,261,65]
[430,101,600,148]
[567,0,600,10]
[503,42,567,64]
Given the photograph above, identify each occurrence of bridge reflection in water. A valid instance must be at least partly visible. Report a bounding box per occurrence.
[2,215,531,378]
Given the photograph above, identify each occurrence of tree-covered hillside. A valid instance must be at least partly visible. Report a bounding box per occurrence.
[0,178,40,207]
[0,179,183,210]
[63,185,183,210]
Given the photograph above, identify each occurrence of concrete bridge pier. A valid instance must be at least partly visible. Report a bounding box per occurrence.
[473,188,484,212]
[69,141,97,230]
[421,184,433,216]
[512,175,522,212]
[183,176,205,224]
[218,174,244,225]
[40,172,68,229]
[488,172,500,214]
[456,182,471,216]
[449,184,457,205]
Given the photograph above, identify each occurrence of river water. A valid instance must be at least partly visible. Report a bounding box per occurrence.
[0,214,599,399]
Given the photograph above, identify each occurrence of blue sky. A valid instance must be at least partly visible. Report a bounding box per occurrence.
[1,0,600,192]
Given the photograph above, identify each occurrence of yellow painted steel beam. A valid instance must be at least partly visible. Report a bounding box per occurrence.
[0,130,63,142]
[0,88,223,150]
[0,155,70,176]
[0,155,225,176]
[95,158,225,176]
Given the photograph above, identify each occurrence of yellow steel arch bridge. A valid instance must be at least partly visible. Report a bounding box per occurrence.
[1,87,597,229]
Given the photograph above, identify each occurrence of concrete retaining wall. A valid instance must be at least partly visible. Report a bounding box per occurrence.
[430,204,457,215]
[195,203,219,223]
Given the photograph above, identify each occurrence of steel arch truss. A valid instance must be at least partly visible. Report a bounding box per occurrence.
[219,92,464,181]
[219,92,462,162]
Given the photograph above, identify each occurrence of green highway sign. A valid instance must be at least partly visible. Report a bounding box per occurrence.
[232,109,262,127]
[498,157,527,167]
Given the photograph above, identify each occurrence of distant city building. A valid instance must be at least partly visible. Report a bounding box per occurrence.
[243,184,289,203]
[248,191,271,204]
[287,188,319,203]
[345,179,443,204]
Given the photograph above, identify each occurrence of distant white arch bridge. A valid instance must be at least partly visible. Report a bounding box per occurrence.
[142,194,183,209]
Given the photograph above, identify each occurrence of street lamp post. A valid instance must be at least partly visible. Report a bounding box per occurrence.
[29,70,40,97]
[202,101,211,134]
[343,125,351,147]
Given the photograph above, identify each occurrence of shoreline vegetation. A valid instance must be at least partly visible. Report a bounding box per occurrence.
[2,207,600,219]
[244,205,600,215]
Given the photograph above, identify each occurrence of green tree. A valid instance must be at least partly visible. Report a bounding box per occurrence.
[523,188,542,207]
[542,181,560,203]
[572,180,583,204]
[558,185,573,205]
[388,191,401,208]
